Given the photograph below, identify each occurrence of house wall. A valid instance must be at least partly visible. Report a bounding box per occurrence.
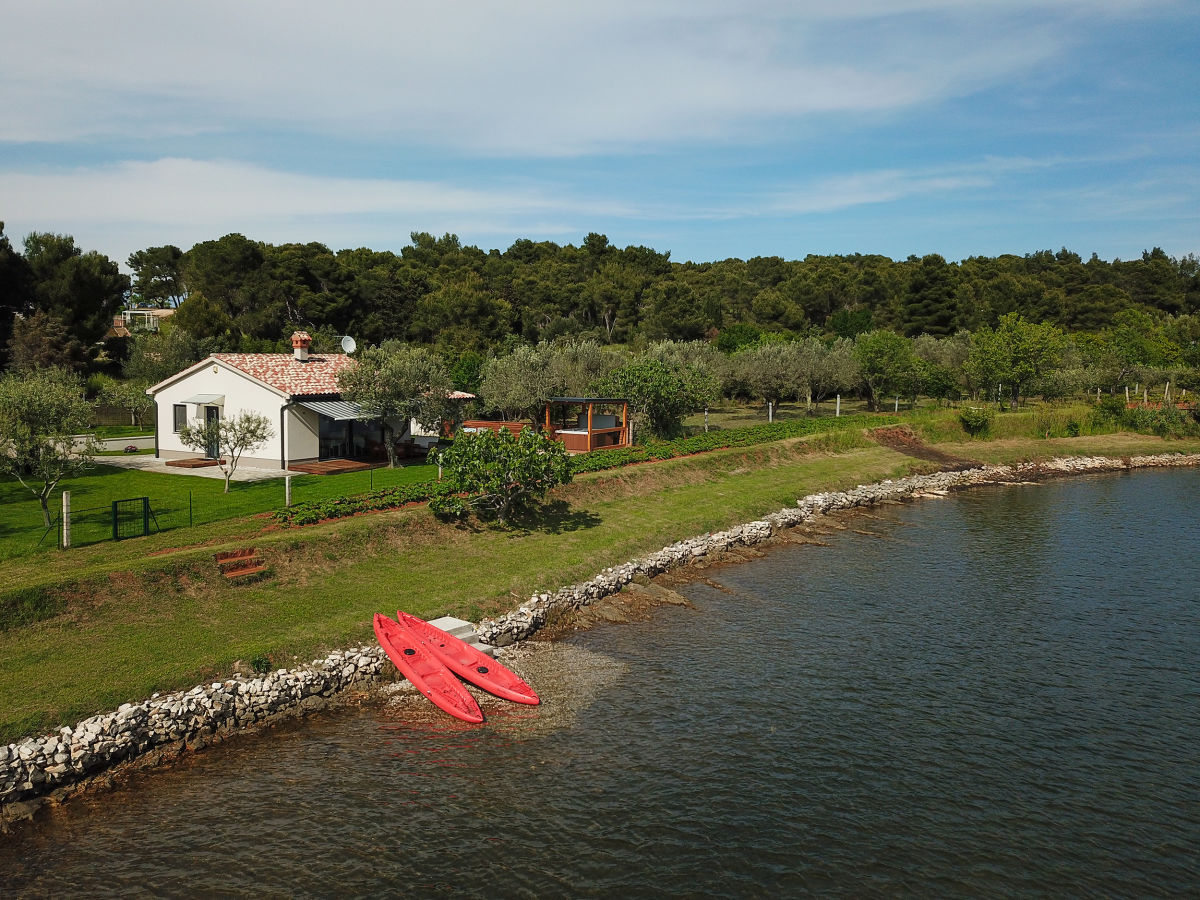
[153,363,286,468]
[286,404,320,464]
[410,417,445,448]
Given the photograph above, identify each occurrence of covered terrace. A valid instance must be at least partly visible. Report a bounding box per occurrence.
[543,397,630,452]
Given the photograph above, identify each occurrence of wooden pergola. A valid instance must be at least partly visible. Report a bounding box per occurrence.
[543,397,630,452]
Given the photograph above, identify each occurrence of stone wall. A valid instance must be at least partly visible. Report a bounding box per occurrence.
[4,452,1198,825]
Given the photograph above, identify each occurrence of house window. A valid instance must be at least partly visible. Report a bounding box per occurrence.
[173,404,187,432]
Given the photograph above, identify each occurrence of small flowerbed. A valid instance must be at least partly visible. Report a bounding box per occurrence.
[272,481,452,525]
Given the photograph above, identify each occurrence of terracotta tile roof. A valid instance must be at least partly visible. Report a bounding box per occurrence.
[213,353,356,397]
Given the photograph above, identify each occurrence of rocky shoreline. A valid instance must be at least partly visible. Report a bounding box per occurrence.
[3,451,1198,831]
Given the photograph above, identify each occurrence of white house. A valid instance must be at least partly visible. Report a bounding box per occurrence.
[147,332,470,469]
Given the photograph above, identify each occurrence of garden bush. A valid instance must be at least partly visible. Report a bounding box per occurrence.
[958,406,995,437]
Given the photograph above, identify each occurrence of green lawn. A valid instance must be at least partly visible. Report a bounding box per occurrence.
[0,461,439,559]
[93,425,156,439]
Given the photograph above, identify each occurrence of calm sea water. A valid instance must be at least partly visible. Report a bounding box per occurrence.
[2,469,1198,898]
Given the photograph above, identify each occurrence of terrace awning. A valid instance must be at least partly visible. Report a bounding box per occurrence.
[182,393,224,404]
[297,399,366,421]
[548,397,626,404]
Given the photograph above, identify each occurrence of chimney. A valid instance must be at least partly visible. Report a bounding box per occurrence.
[291,330,313,362]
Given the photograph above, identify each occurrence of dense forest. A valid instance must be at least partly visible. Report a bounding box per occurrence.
[2,222,1198,427]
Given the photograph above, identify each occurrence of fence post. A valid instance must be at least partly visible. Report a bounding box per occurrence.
[62,491,71,550]
[285,475,292,507]
[836,394,840,417]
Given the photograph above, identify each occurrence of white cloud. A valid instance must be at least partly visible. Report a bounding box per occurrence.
[0,0,1169,155]
[762,156,1070,215]
[0,157,630,262]
[0,158,589,222]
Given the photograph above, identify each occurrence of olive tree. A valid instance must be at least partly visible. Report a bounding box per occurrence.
[478,343,554,424]
[0,367,101,526]
[179,411,273,493]
[795,337,859,413]
[735,341,803,422]
[546,339,619,397]
[338,341,453,468]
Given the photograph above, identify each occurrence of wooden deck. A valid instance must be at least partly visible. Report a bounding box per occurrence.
[287,458,375,475]
[166,457,224,469]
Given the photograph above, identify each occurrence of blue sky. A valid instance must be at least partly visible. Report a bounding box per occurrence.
[2,0,1197,269]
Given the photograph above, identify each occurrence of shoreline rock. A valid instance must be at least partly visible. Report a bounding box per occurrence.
[3,451,1198,829]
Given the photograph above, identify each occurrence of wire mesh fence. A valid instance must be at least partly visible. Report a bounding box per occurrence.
[8,463,441,554]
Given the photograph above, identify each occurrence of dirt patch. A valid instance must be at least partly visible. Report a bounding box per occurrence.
[869,425,980,470]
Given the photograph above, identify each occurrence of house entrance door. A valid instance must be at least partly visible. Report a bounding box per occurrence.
[204,405,221,458]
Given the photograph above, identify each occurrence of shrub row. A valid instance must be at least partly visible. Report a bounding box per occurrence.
[272,480,451,526]
[568,413,894,474]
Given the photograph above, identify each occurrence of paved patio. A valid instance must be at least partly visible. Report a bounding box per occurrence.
[96,453,293,483]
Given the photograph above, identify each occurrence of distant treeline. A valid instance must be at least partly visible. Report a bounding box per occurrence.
[2,224,1198,375]
[162,233,1200,353]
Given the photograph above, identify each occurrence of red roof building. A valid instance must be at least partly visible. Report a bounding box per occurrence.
[147,332,472,470]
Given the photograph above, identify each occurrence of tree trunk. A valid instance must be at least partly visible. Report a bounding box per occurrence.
[383,422,399,469]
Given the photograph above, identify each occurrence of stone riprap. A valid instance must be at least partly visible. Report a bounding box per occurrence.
[1,645,387,819]
[3,451,1198,821]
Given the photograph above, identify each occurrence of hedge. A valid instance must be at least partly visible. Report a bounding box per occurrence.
[272,481,452,526]
[567,413,893,474]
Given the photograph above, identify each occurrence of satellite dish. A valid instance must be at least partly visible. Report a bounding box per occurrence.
[340,335,357,354]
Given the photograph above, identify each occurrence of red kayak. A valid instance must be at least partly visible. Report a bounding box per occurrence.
[373,614,484,724]
[398,610,540,706]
